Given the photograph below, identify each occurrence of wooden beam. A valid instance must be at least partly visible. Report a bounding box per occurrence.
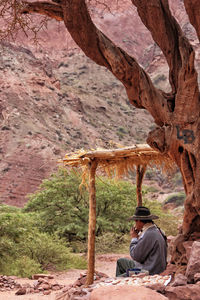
[80,146,155,159]
[86,159,98,285]
[136,164,147,206]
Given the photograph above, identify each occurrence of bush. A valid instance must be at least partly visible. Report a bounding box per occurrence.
[164,192,185,207]
[24,170,138,241]
[95,232,128,254]
[19,232,86,271]
[0,207,87,277]
[0,256,42,278]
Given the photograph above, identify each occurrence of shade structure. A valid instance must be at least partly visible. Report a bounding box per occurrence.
[61,144,175,284]
[62,144,174,175]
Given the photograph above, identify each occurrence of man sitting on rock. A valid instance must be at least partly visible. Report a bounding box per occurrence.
[116,206,167,277]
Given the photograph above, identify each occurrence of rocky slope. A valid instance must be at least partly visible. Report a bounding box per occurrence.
[0,42,154,207]
[0,0,198,206]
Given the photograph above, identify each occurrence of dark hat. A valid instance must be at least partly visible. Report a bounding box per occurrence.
[128,206,159,221]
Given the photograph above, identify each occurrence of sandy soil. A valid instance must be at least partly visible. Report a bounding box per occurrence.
[0,254,122,300]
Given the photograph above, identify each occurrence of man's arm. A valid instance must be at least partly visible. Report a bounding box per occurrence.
[130,231,155,263]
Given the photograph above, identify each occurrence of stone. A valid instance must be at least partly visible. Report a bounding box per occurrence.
[194,273,200,283]
[165,284,200,300]
[43,290,51,295]
[32,273,54,280]
[147,283,166,293]
[52,285,62,291]
[15,288,26,295]
[186,241,200,282]
[40,283,51,290]
[89,285,168,300]
[171,273,187,287]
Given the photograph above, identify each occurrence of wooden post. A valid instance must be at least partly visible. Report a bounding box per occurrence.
[136,164,147,206]
[86,159,98,285]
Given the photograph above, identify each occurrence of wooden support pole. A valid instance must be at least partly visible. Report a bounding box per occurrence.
[86,159,98,285]
[136,164,147,206]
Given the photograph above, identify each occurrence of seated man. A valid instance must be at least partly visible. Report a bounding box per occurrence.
[116,206,167,277]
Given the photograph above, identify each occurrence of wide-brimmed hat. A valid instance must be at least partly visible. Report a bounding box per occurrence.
[128,206,159,221]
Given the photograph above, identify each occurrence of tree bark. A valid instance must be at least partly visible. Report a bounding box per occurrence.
[22,0,200,267]
[136,165,147,206]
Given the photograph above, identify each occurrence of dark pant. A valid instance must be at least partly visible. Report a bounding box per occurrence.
[116,257,135,277]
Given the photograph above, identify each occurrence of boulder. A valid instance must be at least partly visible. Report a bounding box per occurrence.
[165,284,200,300]
[185,241,200,282]
[171,273,187,287]
[89,285,168,300]
[15,288,26,295]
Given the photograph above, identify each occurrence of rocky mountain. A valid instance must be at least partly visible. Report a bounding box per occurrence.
[0,0,198,206]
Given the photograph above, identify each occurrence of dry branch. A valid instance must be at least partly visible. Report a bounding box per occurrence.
[22,1,63,21]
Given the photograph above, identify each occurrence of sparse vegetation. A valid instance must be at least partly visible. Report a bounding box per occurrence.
[164,192,186,207]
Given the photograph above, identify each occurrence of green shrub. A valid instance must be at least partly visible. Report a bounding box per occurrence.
[66,253,87,269]
[0,208,87,277]
[24,170,138,241]
[164,192,185,207]
[19,232,84,271]
[0,256,42,278]
[95,232,127,254]
[0,205,21,214]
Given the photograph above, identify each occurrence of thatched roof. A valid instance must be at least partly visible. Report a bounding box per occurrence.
[61,144,175,178]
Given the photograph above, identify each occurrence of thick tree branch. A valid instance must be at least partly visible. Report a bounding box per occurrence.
[184,0,200,41]
[22,0,172,125]
[22,0,199,125]
[22,1,63,21]
[131,0,183,93]
[174,38,199,124]
[131,0,199,123]
[61,0,173,125]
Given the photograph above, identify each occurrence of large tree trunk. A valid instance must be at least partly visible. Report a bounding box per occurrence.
[22,0,200,267]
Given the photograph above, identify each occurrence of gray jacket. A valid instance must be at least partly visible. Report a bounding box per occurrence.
[130,224,167,275]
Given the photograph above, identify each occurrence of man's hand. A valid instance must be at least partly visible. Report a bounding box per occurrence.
[130,226,139,238]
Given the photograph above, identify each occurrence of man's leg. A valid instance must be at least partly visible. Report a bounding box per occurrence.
[116,258,135,277]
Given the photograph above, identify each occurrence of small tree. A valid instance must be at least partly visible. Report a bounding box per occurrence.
[25,170,138,240]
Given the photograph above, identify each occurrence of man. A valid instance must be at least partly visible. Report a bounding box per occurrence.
[116,206,167,277]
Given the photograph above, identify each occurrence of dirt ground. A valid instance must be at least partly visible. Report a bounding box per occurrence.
[0,254,122,300]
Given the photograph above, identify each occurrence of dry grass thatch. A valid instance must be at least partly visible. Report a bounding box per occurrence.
[61,144,175,182]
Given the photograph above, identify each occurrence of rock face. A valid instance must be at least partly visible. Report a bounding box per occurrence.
[0,42,151,206]
[165,284,200,300]
[185,241,200,282]
[89,285,168,300]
